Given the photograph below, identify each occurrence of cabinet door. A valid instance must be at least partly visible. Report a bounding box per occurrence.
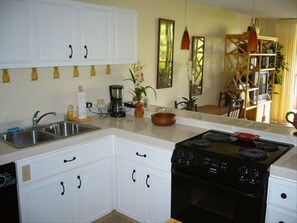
[19,173,72,223]
[115,158,140,221]
[79,4,111,64]
[74,159,113,222]
[143,167,171,223]
[0,0,34,68]
[113,9,137,63]
[35,0,77,65]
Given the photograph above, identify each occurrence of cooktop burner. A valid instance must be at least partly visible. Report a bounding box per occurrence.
[190,139,211,147]
[238,148,269,160]
[204,132,229,142]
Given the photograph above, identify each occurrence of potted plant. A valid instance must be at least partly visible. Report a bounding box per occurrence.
[176,96,197,111]
[124,62,156,117]
[270,43,289,85]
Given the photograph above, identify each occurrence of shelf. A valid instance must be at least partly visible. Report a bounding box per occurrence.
[223,34,278,122]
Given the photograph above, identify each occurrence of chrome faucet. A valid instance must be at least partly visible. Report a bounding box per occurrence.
[32,111,56,127]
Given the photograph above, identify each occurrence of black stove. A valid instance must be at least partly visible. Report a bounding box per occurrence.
[172,130,294,190]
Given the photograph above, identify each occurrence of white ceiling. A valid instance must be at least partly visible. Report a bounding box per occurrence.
[191,0,297,19]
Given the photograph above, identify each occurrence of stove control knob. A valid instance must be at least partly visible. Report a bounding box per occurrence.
[0,174,6,187]
[250,169,260,179]
[186,152,194,161]
[178,150,185,158]
[239,166,249,176]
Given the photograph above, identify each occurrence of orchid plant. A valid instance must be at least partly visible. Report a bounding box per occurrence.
[124,62,156,102]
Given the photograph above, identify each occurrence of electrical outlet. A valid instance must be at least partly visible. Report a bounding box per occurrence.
[96,97,105,105]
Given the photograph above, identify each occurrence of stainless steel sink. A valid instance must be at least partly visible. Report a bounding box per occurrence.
[42,121,100,137]
[0,121,100,149]
[0,129,57,148]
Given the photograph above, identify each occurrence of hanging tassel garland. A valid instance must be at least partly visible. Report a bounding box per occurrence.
[53,67,60,79]
[2,69,10,83]
[90,65,96,76]
[31,68,38,81]
[105,64,111,75]
[73,66,79,77]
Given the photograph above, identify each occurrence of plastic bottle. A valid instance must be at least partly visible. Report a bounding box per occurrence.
[67,104,74,121]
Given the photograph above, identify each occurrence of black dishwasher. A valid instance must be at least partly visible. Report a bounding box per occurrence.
[0,162,19,223]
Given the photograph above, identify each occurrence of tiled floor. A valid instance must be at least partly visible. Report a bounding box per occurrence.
[93,210,139,223]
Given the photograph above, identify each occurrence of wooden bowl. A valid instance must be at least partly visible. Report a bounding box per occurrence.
[151,112,176,126]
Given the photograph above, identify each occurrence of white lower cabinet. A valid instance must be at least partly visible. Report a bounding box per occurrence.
[16,137,113,223]
[265,176,297,223]
[115,137,172,223]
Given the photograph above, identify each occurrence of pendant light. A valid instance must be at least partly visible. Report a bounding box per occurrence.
[181,0,190,50]
[247,0,258,52]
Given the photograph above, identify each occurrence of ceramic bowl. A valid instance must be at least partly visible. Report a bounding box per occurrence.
[151,112,176,126]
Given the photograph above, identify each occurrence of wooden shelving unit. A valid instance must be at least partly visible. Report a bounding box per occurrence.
[222,34,278,122]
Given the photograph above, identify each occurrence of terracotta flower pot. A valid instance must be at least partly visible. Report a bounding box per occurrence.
[134,101,144,118]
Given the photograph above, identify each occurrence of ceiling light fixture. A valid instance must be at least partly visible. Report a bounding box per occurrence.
[247,0,258,52]
[181,0,190,50]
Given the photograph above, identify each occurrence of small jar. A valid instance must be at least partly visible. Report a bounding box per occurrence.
[67,104,74,121]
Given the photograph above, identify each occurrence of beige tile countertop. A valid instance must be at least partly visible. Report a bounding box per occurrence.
[0,105,296,180]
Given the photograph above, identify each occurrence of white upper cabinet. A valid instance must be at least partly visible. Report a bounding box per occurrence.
[35,0,78,66]
[78,4,112,64]
[113,9,137,63]
[0,0,35,69]
[0,0,137,68]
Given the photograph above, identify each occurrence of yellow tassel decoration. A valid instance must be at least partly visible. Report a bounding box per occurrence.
[90,65,96,76]
[53,67,60,79]
[73,66,79,77]
[2,69,10,83]
[105,64,111,75]
[31,67,38,81]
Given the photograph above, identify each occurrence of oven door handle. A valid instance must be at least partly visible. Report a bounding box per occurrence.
[172,168,260,199]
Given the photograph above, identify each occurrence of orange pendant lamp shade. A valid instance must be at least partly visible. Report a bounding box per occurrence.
[247,28,258,52]
[181,26,190,50]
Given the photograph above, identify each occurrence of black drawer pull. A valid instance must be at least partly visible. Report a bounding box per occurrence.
[69,44,73,58]
[132,169,136,182]
[63,157,76,163]
[146,174,150,188]
[136,152,147,158]
[278,221,284,223]
[84,45,88,59]
[77,175,81,189]
[60,181,65,195]
[281,193,287,199]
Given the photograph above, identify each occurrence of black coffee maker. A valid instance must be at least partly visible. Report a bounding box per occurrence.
[109,85,126,117]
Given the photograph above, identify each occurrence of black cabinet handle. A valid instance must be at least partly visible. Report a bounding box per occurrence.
[77,175,81,189]
[132,169,136,182]
[63,157,76,163]
[84,45,88,59]
[281,193,287,199]
[60,181,65,195]
[136,152,147,158]
[69,44,73,58]
[146,174,150,188]
[278,221,284,223]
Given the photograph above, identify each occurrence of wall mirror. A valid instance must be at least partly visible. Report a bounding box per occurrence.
[157,18,175,89]
[190,36,205,96]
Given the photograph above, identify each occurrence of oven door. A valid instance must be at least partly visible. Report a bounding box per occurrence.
[171,165,266,223]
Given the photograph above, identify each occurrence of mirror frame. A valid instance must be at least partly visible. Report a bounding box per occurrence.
[157,18,175,89]
[190,36,205,96]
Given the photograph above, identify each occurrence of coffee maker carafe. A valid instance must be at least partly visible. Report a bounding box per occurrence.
[109,85,126,117]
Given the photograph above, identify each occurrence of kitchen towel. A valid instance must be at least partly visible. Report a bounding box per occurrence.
[77,91,87,119]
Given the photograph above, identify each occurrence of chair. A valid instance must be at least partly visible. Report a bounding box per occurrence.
[227,98,244,118]
[218,91,240,106]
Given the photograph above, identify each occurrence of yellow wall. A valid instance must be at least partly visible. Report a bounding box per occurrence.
[0,0,275,123]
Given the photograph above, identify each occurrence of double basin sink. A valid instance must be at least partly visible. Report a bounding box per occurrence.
[0,121,100,149]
